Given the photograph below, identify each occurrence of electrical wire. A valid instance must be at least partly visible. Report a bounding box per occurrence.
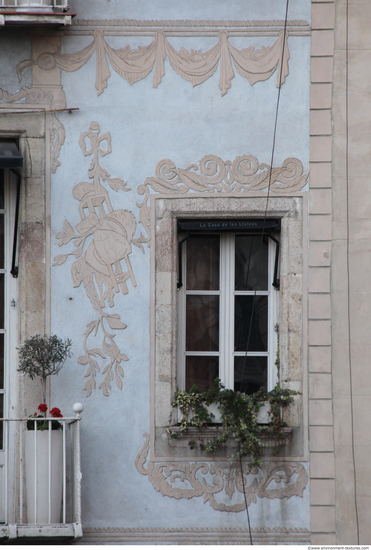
[240,453,253,545]
[345,0,360,542]
[239,0,289,393]
[236,1,290,544]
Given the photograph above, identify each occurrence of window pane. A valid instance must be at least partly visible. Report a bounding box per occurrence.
[0,393,3,450]
[0,214,4,270]
[0,170,4,209]
[186,295,219,351]
[0,274,4,329]
[234,295,268,351]
[186,235,219,290]
[186,356,219,392]
[0,334,4,389]
[235,235,268,290]
[234,356,267,394]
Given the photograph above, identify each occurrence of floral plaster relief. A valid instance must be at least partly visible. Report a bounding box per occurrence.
[135,433,308,512]
[137,154,308,246]
[53,122,145,397]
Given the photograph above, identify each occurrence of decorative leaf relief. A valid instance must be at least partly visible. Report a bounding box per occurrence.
[53,254,69,266]
[137,154,308,245]
[135,433,308,513]
[50,113,66,174]
[107,177,130,193]
[54,121,144,397]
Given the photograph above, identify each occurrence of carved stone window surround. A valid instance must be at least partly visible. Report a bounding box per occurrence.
[149,192,308,463]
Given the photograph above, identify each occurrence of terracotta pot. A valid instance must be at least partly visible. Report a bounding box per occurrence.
[25,430,63,524]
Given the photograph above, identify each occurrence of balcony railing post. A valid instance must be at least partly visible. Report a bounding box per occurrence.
[33,420,37,524]
[19,423,23,524]
[4,419,8,525]
[48,422,51,524]
[62,419,66,524]
[71,403,83,525]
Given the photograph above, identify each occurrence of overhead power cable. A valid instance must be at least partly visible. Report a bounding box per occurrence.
[238,0,290,544]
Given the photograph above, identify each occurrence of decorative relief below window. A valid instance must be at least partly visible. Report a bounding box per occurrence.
[135,433,308,512]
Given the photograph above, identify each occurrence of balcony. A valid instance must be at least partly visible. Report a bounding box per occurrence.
[0,1,73,26]
[0,404,83,543]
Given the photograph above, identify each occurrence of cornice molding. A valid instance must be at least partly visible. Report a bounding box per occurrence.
[82,526,311,544]
[71,18,310,29]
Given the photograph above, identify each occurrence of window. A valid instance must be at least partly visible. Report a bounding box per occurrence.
[151,195,305,459]
[177,220,280,395]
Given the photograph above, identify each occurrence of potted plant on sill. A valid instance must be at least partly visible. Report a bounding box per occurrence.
[18,334,72,524]
[167,378,297,467]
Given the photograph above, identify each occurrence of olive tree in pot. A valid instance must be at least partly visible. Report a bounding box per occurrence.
[18,334,72,524]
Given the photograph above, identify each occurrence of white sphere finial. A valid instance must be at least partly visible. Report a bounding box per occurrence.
[73,403,84,415]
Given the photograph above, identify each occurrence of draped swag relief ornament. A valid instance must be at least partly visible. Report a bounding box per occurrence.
[135,434,308,512]
[53,122,145,397]
[137,154,309,246]
[16,29,289,97]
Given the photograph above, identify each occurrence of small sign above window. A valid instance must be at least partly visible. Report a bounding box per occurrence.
[178,219,281,233]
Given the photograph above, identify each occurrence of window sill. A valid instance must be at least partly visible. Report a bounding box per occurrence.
[167,425,292,450]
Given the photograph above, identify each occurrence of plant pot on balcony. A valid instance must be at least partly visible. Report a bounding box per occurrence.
[17,0,53,13]
[25,430,63,524]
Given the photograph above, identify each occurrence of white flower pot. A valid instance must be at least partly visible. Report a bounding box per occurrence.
[25,430,63,524]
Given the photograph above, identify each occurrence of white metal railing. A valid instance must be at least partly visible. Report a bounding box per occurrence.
[0,403,82,528]
[0,1,68,9]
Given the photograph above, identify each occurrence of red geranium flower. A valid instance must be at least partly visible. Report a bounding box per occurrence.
[38,403,48,413]
[50,407,63,418]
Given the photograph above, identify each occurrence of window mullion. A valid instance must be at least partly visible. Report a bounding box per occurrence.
[224,234,234,390]
[177,239,187,390]
[268,238,278,391]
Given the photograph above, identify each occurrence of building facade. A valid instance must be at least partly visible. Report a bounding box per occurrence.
[0,0,369,544]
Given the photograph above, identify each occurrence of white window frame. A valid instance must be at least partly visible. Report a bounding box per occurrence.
[177,232,279,394]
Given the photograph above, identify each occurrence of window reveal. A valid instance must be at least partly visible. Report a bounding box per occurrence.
[177,227,279,395]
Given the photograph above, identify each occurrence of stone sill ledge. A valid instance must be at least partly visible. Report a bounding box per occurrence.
[0,522,82,542]
[167,425,292,449]
[0,12,74,25]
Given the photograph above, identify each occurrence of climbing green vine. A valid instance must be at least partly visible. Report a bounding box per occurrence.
[167,378,297,466]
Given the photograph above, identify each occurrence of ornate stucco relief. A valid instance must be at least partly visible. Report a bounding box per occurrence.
[135,433,308,512]
[0,87,66,175]
[0,35,67,175]
[53,122,145,397]
[16,29,290,97]
[137,154,308,246]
